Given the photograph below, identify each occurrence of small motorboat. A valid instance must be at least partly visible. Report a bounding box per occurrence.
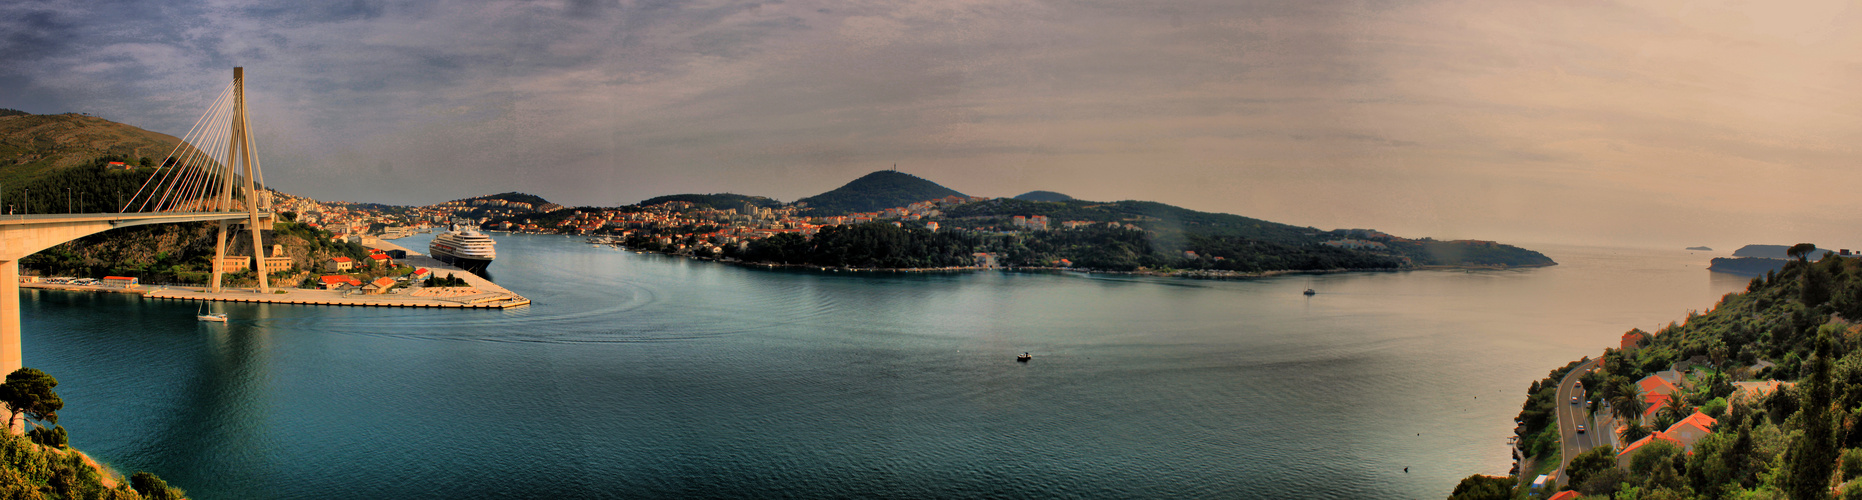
[1303,289,1316,296]
[1016,352,1032,362]
[196,304,227,322]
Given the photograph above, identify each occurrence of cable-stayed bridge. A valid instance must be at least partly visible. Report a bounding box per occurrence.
[1,68,275,379]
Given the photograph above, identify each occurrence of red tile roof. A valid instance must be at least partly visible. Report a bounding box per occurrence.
[1548,491,1581,500]
[1637,375,1679,396]
[1618,430,1681,457]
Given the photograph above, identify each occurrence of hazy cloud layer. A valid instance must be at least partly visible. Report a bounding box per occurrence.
[4,0,1859,248]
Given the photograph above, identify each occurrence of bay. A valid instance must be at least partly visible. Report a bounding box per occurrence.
[19,235,1746,498]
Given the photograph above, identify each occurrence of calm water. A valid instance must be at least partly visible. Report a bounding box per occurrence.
[19,235,1745,499]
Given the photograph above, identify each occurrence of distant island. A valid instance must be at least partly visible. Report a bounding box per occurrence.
[1706,257,1787,277]
[1686,246,1712,251]
[1709,244,1839,276]
[1732,244,1831,260]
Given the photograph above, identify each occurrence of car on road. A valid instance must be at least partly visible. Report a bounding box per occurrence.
[1576,424,1586,433]
[1572,396,1580,404]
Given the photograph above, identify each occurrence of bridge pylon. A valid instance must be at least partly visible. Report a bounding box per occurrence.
[209,67,270,294]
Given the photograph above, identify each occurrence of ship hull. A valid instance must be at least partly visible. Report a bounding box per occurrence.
[434,253,494,273]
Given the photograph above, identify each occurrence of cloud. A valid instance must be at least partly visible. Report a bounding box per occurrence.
[3,0,1860,247]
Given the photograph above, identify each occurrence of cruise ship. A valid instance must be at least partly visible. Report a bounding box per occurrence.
[429,226,497,272]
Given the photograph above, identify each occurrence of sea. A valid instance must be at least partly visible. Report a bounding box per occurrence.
[17,234,1748,499]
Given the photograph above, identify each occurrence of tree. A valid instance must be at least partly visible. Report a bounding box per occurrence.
[1785,328,1839,500]
[1614,387,1649,426]
[131,472,183,500]
[1567,445,1618,487]
[1657,395,1689,429]
[1789,243,1819,262]
[1620,422,1652,444]
[0,368,62,433]
[1447,474,1514,500]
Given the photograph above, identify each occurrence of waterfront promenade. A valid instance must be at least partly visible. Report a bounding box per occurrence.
[28,239,529,309]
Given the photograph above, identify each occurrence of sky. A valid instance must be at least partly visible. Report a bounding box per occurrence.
[3,0,1860,249]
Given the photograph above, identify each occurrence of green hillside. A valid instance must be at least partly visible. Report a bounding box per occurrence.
[796,171,965,215]
[0,112,185,186]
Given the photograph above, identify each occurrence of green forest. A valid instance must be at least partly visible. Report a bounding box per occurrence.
[1456,250,1862,499]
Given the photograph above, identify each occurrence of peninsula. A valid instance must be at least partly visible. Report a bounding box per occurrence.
[487,170,1556,275]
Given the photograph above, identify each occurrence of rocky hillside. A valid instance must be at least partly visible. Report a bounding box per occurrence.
[23,220,369,285]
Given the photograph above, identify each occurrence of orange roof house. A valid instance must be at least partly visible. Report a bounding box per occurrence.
[318,275,363,290]
[1641,393,1672,420]
[1549,491,1581,500]
[1617,431,1682,468]
[363,277,396,294]
[1637,374,1679,396]
[1665,411,1717,450]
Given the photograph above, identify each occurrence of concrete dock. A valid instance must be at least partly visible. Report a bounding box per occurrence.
[110,239,526,309]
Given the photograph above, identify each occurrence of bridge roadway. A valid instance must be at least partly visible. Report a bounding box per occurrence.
[1,212,263,377]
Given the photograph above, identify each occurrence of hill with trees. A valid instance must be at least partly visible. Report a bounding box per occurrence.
[0,111,186,186]
[1012,190,1074,202]
[1454,251,1862,498]
[796,171,965,215]
[637,193,782,210]
[450,192,551,206]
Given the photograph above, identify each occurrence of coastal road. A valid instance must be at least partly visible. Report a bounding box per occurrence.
[1554,356,1602,487]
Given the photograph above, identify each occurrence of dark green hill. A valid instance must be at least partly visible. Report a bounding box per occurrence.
[453,192,550,206]
[0,111,187,186]
[943,198,1553,268]
[638,193,781,209]
[797,171,965,215]
[1708,257,1788,277]
[945,198,1318,244]
[1013,190,1074,202]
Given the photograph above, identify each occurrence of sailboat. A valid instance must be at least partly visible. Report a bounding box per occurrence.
[196,304,227,322]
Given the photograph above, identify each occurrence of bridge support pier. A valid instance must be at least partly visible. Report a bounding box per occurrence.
[1,260,17,435]
[1,260,18,376]
[210,220,229,293]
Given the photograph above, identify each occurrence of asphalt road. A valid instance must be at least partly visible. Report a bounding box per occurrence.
[1555,357,1602,486]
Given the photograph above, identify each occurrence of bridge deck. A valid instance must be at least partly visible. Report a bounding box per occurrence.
[0,211,264,226]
